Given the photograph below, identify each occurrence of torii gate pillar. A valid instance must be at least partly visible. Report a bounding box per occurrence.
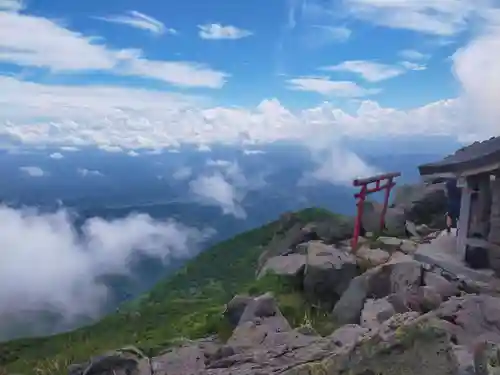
[351,172,401,249]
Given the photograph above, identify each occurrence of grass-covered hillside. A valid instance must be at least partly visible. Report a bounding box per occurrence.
[0,207,347,375]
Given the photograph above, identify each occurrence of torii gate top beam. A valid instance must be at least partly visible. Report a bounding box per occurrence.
[352,172,401,250]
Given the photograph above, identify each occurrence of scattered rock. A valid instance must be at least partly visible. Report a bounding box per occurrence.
[424,270,460,301]
[355,246,390,269]
[284,314,459,375]
[361,200,383,234]
[360,297,396,330]
[223,295,253,327]
[327,324,369,348]
[332,257,423,324]
[303,242,357,307]
[384,206,407,237]
[257,254,306,280]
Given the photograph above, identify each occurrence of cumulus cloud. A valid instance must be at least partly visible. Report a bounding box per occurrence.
[322,60,407,82]
[339,0,490,36]
[172,167,192,181]
[0,6,226,88]
[20,166,45,177]
[77,168,103,177]
[49,152,64,159]
[398,49,429,61]
[301,146,381,186]
[198,24,253,40]
[95,10,175,36]
[188,159,266,218]
[0,206,211,336]
[189,172,247,218]
[286,77,380,97]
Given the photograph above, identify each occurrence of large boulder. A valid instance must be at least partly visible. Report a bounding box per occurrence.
[429,295,500,348]
[303,242,358,308]
[283,313,459,375]
[361,200,383,234]
[392,183,447,228]
[304,216,355,244]
[257,254,306,281]
[332,255,423,324]
[223,295,253,327]
[68,347,151,375]
[257,223,317,273]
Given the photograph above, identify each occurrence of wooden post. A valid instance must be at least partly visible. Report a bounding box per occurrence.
[351,172,401,249]
[457,176,472,260]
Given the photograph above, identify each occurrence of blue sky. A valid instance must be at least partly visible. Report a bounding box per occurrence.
[0,0,499,152]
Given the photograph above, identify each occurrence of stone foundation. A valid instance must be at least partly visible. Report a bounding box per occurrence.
[488,178,500,275]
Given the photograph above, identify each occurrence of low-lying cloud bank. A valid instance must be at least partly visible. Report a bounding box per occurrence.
[0,205,212,339]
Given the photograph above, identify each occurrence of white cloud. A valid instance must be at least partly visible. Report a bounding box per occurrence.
[287,77,380,97]
[400,61,427,71]
[198,23,253,40]
[323,60,405,82]
[452,23,500,135]
[125,58,227,88]
[95,10,175,36]
[172,167,192,181]
[0,0,23,11]
[243,149,265,155]
[188,159,267,218]
[1,15,500,153]
[302,146,381,186]
[127,150,139,157]
[0,7,226,88]
[0,206,211,336]
[399,49,429,61]
[19,166,45,177]
[189,172,247,218]
[77,168,103,177]
[341,0,491,36]
[60,146,79,152]
[49,152,64,159]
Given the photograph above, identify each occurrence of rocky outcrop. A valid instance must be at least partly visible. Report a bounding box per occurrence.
[332,254,423,324]
[303,242,357,308]
[392,182,447,228]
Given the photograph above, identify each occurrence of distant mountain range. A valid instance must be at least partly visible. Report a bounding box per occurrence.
[0,141,456,340]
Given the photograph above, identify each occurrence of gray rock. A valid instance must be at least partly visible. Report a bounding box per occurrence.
[303,242,358,307]
[424,270,459,300]
[452,345,475,375]
[284,314,459,375]
[332,257,423,324]
[355,246,390,268]
[360,297,396,330]
[361,200,383,234]
[306,216,355,244]
[377,236,403,251]
[400,239,418,254]
[384,206,407,237]
[393,183,447,227]
[257,254,306,280]
[223,295,253,327]
[327,324,369,349]
[68,348,150,375]
[429,295,500,348]
[257,223,312,272]
[151,346,205,375]
[237,292,282,325]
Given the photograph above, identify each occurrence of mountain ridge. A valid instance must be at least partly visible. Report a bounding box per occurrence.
[0,207,346,374]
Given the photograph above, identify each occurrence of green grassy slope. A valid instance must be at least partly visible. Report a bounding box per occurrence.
[0,208,345,375]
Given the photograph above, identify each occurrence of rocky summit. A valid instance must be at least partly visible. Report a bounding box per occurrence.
[3,183,500,375]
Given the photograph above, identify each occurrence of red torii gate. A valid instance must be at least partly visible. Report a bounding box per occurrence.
[351,172,401,249]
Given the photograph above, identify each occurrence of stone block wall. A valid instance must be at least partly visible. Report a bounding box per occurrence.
[488,177,500,275]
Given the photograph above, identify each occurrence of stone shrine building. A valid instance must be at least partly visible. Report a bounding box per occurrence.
[418,136,500,274]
